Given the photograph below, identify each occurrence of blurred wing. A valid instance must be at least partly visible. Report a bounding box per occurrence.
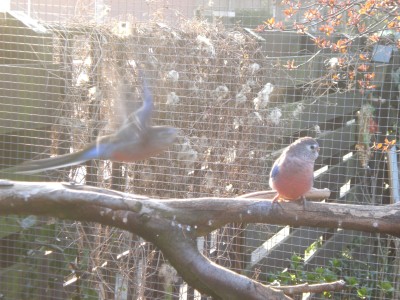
[116,71,154,134]
[114,80,141,128]
[134,70,154,127]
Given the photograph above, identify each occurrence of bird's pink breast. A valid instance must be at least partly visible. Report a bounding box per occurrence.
[110,144,167,162]
[111,150,152,162]
[270,159,314,200]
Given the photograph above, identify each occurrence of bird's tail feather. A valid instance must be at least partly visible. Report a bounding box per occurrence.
[2,150,90,175]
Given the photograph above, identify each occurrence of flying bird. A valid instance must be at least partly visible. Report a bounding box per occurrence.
[269,137,319,201]
[5,72,178,174]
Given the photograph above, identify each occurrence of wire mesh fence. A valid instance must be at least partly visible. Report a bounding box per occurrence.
[0,0,399,299]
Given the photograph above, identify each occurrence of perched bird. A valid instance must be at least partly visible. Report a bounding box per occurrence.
[5,72,178,174]
[269,137,319,201]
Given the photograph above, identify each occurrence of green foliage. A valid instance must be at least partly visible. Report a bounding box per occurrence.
[377,281,394,293]
[305,238,323,258]
[356,286,370,299]
[266,240,396,299]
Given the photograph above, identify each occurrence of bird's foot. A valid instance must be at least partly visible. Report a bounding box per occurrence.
[299,196,308,209]
[272,194,284,209]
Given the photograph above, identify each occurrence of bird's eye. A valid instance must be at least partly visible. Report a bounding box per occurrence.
[310,145,315,150]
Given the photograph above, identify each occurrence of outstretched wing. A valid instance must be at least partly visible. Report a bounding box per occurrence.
[124,70,154,128]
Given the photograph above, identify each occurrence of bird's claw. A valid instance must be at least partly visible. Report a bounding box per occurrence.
[272,194,284,209]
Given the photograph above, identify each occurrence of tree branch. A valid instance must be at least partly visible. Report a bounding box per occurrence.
[1,180,399,298]
[275,280,347,295]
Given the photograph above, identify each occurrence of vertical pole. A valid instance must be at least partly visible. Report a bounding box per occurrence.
[387,145,400,204]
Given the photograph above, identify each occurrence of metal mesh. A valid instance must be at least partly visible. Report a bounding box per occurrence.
[0,0,399,299]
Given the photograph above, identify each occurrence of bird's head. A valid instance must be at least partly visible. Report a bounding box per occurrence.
[288,137,319,162]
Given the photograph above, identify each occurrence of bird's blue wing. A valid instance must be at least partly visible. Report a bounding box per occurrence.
[80,141,110,160]
[270,164,280,180]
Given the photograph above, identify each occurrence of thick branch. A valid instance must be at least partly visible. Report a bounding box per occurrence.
[1,181,398,236]
[2,180,400,298]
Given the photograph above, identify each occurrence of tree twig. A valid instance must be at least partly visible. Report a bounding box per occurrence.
[275,280,347,295]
